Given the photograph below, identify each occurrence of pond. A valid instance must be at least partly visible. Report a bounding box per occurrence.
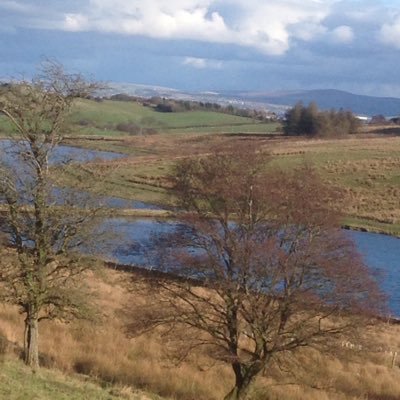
[349,231,400,316]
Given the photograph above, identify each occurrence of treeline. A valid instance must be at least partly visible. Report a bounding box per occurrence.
[105,93,276,121]
[284,102,361,136]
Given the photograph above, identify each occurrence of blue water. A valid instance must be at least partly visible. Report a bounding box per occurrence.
[101,218,400,316]
[0,139,125,165]
[348,231,400,317]
[0,139,161,210]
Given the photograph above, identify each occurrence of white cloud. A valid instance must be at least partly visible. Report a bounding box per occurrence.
[380,15,400,49]
[11,0,335,55]
[331,25,354,43]
[0,1,32,13]
[5,0,400,56]
[64,14,88,31]
[183,57,223,69]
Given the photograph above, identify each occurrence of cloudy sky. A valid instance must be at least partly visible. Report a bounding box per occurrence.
[1,0,400,96]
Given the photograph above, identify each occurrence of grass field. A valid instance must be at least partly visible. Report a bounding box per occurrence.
[66,132,400,236]
[0,359,134,400]
[66,99,278,136]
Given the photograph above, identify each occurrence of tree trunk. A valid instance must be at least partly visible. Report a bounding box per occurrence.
[223,378,253,400]
[24,312,39,370]
[223,364,254,400]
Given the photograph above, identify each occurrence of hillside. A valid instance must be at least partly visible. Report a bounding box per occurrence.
[0,267,400,400]
[0,359,154,400]
[67,99,279,136]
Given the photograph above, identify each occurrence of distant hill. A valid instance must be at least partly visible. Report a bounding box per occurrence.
[221,89,400,117]
[107,83,400,117]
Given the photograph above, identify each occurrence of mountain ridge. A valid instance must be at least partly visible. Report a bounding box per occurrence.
[106,83,400,117]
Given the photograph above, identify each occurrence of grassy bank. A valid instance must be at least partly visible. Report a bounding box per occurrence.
[0,359,155,400]
[343,216,400,238]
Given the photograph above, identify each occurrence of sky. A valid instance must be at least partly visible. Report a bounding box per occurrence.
[1,0,400,97]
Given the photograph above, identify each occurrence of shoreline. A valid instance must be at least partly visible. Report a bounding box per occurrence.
[1,204,398,238]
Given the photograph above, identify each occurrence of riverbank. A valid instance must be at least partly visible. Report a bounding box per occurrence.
[3,203,398,240]
[343,217,400,238]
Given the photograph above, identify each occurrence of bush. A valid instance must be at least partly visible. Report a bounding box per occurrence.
[116,122,141,135]
[78,119,92,126]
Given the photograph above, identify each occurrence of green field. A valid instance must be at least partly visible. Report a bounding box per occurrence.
[67,99,278,136]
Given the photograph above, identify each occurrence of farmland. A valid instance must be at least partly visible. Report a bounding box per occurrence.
[67,99,280,136]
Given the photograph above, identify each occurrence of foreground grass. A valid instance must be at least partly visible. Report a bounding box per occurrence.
[1,266,400,400]
[0,358,147,400]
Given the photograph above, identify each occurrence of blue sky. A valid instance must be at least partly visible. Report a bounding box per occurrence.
[1,0,400,96]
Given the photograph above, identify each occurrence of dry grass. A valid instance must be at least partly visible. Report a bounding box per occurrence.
[1,266,400,400]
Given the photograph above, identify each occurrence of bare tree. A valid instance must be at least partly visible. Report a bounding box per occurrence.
[0,61,104,369]
[129,146,385,400]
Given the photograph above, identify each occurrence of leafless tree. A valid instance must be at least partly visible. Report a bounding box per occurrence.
[129,145,385,400]
[0,61,104,369]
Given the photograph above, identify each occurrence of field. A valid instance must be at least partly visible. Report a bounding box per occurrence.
[1,266,400,400]
[67,99,279,136]
[0,95,399,398]
[65,132,400,236]
[1,98,399,235]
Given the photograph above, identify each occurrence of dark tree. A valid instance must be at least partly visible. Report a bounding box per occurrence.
[129,145,385,400]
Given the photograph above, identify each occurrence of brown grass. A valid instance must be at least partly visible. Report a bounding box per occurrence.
[1,265,400,400]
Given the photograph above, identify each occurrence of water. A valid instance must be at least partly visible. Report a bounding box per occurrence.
[101,218,400,316]
[0,139,161,210]
[0,139,125,165]
[349,231,400,316]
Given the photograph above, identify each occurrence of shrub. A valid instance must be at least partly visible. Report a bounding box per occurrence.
[116,122,141,135]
